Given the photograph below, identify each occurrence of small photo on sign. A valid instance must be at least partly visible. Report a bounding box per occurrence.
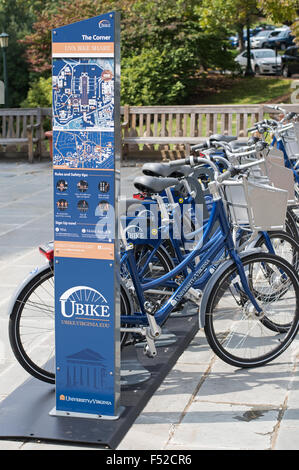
[57,199,68,211]
[97,200,110,215]
[98,181,110,193]
[56,180,68,192]
[77,180,88,193]
[77,200,89,213]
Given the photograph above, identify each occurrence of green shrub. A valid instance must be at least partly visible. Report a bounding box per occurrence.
[121,46,196,106]
[21,76,52,107]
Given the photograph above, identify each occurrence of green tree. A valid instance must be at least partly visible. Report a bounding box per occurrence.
[258,0,298,24]
[21,0,119,75]
[200,0,298,48]
[0,0,63,106]
[199,0,298,76]
[22,0,235,105]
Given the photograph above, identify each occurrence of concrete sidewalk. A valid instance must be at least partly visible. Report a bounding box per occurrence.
[0,159,298,450]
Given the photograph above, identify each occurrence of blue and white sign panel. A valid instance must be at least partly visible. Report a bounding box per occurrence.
[52,12,121,418]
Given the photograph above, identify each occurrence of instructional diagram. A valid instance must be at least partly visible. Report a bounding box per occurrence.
[53,58,114,131]
[54,168,115,244]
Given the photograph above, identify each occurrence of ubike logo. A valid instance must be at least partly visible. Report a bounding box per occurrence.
[98,19,111,29]
[59,286,110,319]
[126,224,144,240]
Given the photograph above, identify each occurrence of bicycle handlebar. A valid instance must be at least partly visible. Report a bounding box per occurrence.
[216,158,266,183]
[190,142,208,152]
[264,104,286,115]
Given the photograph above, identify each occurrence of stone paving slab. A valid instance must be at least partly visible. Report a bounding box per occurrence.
[167,402,280,450]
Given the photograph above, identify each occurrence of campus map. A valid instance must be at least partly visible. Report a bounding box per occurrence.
[53,130,114,169]
[52,58,114,131]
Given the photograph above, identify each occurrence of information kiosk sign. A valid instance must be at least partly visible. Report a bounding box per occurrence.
[52,12,121,418]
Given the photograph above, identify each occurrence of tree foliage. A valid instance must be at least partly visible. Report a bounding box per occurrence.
[3,0,298,107]
[0,0,63,106]
[21,0,236,105]
[258,0,298,24]
[21,0,120,75]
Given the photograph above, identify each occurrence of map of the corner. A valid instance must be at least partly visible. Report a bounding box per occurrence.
[52,13,116,170]
[53,58,114,131]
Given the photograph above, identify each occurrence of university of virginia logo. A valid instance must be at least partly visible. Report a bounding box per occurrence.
[59,286,110,319]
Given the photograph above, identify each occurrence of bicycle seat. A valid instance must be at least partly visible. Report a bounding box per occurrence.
[209,134,237,143]
[134,175,178,194]
[142,162,193,178]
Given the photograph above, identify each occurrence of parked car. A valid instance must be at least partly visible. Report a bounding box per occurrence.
[249,29,285,49]
[263,29,295,50]
[229,35,239,48]
[235,48,282,75]
[229,29,252,48]
[281,46,299,77]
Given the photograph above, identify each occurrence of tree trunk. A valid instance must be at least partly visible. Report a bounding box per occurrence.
[237,24,245,51]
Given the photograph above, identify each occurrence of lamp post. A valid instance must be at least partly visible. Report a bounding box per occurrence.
[244,21,254,77]
[0,32,9,106]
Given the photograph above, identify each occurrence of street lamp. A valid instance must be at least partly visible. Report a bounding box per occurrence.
[244,22,254,77]
[0,32,9,106]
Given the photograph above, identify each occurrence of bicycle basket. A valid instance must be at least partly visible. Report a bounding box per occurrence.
[268,148,284,166]
[263,156,295,205]
[293,122,299,144]
[222,176,288,232]
[281,124,299,159]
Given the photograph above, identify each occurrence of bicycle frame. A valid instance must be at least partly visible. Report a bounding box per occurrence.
[121,196,263,328]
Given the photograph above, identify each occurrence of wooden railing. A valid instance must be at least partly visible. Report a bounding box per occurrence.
[1,105,298,161]
[121,104,299,160]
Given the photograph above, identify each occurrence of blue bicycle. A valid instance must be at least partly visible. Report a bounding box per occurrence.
[8,156,299,383]
[119,156,299,366]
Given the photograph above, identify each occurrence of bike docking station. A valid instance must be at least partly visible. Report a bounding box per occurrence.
[0,12,199,449]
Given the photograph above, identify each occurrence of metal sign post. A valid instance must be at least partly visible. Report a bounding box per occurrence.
[51,12,121,419]
[0,11,200,448]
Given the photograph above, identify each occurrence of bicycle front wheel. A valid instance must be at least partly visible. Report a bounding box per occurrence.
[204,252,299,368]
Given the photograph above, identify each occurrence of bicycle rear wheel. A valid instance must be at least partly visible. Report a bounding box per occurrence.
[204,252,299,368]
[251,231,299,332]
[253,230,299,282]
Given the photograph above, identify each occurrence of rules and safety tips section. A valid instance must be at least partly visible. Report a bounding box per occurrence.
[52,12,121,418]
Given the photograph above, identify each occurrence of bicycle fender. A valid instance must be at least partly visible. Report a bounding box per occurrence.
[199,249,263,328]
[7,262,52,318]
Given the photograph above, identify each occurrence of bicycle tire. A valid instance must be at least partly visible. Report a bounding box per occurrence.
[204,252,299,368]
[252,231,299,324]
[9,264,56,384]
[286,208,299,242]
[254,229,299,275]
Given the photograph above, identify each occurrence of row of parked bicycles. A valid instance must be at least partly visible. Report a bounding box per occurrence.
[8,104,299,385]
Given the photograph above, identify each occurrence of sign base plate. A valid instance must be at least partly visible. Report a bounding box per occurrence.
[49,406,125,420]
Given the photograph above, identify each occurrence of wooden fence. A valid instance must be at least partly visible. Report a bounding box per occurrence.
[0,104,298,161]
[121,104,299,160]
